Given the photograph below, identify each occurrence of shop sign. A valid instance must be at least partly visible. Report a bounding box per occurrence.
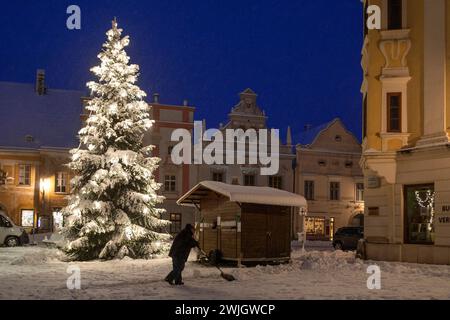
[367,176,381,189]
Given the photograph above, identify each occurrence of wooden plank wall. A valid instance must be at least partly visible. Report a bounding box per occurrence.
[199,193,241,260]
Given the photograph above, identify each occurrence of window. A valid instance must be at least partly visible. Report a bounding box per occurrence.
[387,93,402,132]
[318,160,327,167]
[169,213,182,234]
[244,174,255,186]
[335,135,342,142]
[212,172,224,182]
[55,172,68,193]
[304,181,315,201]
[0,215,12,228]
[345,161,354,168]
[388,0,402,30]
[305,217,335,241]
[330,182,340,201]
[356,183,364,202]
[18,165,31,186]
[368,207,380,216]
[164,175,176,192]
[269,176,283,189]
[404,184,435,245]
[21,209,34,227]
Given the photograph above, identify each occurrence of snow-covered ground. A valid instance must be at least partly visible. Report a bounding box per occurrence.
[1,244,450,300]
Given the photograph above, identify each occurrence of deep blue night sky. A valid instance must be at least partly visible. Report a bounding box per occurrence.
[0,0,363,141]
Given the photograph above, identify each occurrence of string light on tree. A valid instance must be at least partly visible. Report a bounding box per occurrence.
[415,190,435,231]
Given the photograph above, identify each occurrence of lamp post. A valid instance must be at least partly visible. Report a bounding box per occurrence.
[300,207,307,253]
[39,178,50,232]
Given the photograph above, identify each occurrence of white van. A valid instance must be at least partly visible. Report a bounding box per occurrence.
[0,211,29,247]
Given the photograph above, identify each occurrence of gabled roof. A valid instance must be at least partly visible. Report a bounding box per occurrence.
[241,88,257,96]
[0,82,85,150]
[177,181,307,208]
[295,118,360,147]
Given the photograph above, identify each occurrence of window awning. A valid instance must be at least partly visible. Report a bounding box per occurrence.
[177,181,308,208]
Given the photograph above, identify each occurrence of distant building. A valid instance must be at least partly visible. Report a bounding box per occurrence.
[0,71,195,234]
[361,0,450,264]
[0,70,86,232]
[195,89,295,191]
[294,119,364,240]
[144,94,197,234]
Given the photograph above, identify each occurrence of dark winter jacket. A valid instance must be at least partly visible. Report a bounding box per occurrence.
[169,227,199,262]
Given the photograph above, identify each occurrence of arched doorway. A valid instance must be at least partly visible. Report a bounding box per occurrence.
[351,212,364,227]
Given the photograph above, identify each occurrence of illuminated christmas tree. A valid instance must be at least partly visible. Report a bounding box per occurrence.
[62,19,169,261]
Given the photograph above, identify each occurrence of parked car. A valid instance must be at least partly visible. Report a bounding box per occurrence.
[0,212,29,247]
[333,227,363,251]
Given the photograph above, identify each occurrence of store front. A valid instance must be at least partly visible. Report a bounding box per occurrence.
[305,216,335,241]
[404,184,435,245]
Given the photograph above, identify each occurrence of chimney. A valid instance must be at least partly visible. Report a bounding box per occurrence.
[36,69,46,95]
[153,93,160,104]
[286,126,292,146]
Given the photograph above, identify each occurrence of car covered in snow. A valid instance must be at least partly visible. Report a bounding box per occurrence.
[0,211,29,247]
[332,227,363,251]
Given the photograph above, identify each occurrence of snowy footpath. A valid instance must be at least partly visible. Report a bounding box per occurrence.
[1,244,450,300]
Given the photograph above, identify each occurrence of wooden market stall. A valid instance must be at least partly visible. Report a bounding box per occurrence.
[177,181,308,264]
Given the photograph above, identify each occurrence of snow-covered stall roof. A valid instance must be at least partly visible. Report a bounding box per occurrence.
[177,181,307,208]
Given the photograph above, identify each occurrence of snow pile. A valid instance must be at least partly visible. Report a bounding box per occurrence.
[9,247,62,266]
[298,250,364,271]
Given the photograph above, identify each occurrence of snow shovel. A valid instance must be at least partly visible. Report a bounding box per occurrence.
[199,249,236,282]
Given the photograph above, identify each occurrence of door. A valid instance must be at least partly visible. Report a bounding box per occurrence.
[267,207,290,258]
[242,210,268,259]
[242,205,290,259]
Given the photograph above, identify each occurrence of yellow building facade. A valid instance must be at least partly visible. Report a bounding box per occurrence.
[361,0,450,264]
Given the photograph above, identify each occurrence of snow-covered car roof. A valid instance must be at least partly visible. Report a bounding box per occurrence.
[177,181,307,208]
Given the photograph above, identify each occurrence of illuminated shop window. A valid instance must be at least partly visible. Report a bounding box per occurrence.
[305,217,335,240]
[21,209,34,227]
[53,208,64,231]
[404,184,435,245]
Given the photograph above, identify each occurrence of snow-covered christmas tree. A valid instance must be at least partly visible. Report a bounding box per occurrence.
[62,19,170,261]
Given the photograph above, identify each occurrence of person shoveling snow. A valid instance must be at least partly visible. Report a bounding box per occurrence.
[165,224,236,285]
[165,224,199,286]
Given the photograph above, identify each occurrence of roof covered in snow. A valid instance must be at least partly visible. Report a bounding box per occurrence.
[177,181,307,208]
[295,119,338,146]
[0,82,85,150]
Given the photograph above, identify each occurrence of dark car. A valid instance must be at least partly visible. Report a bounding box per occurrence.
[333,227,364,251]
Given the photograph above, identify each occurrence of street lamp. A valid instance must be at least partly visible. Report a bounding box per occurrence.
[39,178,51,231]
[299,207,308,253]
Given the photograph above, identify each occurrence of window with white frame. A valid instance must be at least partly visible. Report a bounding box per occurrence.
[55,172,68,193]
[356,183,364,202]
[18,165,31,186]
